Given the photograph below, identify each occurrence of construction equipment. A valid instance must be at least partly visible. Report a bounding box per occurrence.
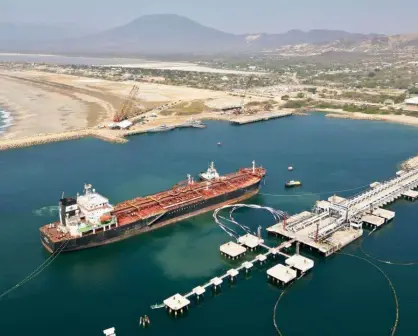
[113,84,140,122]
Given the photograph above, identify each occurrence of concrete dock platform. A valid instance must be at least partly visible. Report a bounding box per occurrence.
[220,241,247,259]
[402,190,418,201]
[192,286,205,297]
[372,208,395,222]
[226,269,239,280]
[210,277,223,287]
[242,261,254,273]
[238,233,263,250]
[361,214,386,228]
[285,255,314,275]
[164,294,190,315]
[267,264,297,286]
[256,254,267,265]
[267,219,363,257]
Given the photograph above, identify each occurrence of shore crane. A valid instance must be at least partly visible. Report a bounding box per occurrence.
[113,84,140,122]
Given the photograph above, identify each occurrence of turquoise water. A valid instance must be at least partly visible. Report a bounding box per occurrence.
[1,114,418,335]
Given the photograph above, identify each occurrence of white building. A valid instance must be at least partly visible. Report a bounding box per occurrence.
[117,120,133,129]
[405,97,418,105]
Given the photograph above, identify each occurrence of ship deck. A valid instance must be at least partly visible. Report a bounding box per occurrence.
[41,167,266,243]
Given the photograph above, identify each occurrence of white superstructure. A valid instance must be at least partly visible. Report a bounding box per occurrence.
[58,183,116,237]
[77,184,113,225]
[200,162,220,181]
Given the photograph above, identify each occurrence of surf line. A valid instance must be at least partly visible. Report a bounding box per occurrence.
[0,109,13,133]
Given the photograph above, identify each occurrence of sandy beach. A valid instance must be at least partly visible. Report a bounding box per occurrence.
[0,72,120,139]
[0,70,244,141]
[324,108,418,128]
[1,69,418,151]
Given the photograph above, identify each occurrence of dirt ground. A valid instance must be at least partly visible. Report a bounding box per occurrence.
[0,70,238,139]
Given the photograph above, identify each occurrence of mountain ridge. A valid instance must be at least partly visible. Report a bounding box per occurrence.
[1,14,417,55]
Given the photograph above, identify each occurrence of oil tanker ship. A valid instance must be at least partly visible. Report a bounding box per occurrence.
[40,161,266,253]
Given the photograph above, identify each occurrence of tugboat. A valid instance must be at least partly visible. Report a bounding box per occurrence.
[285,180,301,188]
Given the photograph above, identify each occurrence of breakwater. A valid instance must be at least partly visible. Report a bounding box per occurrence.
[0,128,127,151]
[230,110,293,125]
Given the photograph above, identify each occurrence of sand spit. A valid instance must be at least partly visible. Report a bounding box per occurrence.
[326,111,418,127]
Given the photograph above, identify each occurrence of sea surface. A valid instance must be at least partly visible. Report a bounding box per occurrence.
[1,114,418,335]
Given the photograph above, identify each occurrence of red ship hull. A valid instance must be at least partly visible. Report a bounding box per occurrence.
[40,166,266,253]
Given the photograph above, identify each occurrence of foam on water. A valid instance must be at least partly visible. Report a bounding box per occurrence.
[33,205,59,217]
[0,109,13,133]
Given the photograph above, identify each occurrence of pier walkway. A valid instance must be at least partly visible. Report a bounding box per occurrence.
[268,167,418,256]
[182,238,295,299]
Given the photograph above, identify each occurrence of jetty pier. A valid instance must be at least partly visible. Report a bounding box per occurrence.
[230,111,293,125]
[155,166,418,318]
[159,235,312,316]
[267,167,418,256]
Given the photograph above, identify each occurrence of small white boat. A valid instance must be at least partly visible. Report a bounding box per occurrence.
[285,180,301,188]
[288,166,293,171]
[217,142,222,146]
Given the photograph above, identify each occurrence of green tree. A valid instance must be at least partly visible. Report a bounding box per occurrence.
[297,92,305,99]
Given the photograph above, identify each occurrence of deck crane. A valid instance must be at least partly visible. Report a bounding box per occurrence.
[237,75,254,115]
[113,84,140,122]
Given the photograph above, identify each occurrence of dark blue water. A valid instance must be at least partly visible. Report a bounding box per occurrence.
[1,114,418,335]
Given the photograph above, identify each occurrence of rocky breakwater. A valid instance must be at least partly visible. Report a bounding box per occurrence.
[0,128,127,151]
[326,112,381,121]
[401,155,418,170]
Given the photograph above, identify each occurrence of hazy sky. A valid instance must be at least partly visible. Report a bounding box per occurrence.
[1,0,417,34]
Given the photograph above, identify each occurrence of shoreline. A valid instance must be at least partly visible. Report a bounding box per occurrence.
[319,108,418,128]
[0,108,13,134]
[1,108,418,151]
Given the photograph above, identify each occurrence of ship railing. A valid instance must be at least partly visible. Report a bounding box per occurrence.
[162,195,203,209]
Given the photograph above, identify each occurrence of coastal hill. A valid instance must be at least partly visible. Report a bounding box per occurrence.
[0,22,95,51]
[2,14,418,55]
